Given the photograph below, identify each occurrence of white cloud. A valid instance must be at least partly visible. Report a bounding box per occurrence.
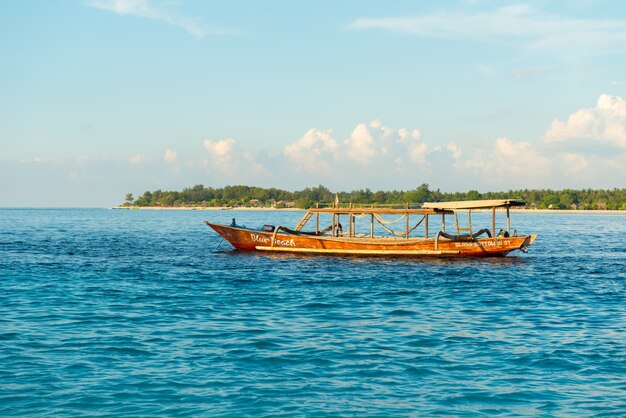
[203,138,236,172]
[447,142,462,161]
[283,128,338,173]
[398,128,422,141]
[464,137,551,184]
[344,121,426,165]
[277,112,624,190]
[560,152,589,173]
[87,0,224,39]
[348,5,626,56]
[369,119,383,129]
[284,120,433,173]
[204,138,234,159]
[281,124,440,190]
[345,123,377,164]
[393,157,403,171]
[350,5,535,38]
[511,66,554,79]
[203,138,266,177]
[409,142,429,165]
[163,149,177,164]
[130,154,146,165]
[544,94,626,149]
[21,156,91,165]
[7,107,625,207]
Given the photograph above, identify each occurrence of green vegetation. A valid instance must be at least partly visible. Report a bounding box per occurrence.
[121,184,626,210]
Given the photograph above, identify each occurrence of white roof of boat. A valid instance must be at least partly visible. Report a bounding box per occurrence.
[422,199,526,210]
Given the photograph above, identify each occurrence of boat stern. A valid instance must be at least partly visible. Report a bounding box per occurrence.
[519,233,538,253]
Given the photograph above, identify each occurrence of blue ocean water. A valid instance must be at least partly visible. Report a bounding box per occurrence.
[1,208,625,416]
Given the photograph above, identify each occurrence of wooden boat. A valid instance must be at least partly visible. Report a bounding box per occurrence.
[205,199,537,257]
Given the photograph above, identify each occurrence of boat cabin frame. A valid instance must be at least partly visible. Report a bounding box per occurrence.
[294,199,526,240]
[205,198,535,257]
[422,199,526,238]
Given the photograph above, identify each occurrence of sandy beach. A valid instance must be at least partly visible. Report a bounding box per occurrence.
[113,206,304,212]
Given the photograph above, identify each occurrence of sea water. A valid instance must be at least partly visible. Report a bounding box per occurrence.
[1,208,625,416]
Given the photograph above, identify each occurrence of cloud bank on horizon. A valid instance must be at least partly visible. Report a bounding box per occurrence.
[195,94,625,191]
[4,94,624,206]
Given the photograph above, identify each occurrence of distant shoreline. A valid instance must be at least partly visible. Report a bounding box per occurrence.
[113,206,304,212]
[112,206,625,214]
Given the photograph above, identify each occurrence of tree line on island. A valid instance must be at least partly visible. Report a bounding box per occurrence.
[123,184,626,210]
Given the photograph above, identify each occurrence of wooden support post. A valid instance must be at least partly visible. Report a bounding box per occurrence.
[332,213,335,237]
[506,206,510,233]
[336,214,340,237]
[442,213,445,232]
[405,213,409,238]
[425,214,429,239]
[315,212,319,235]
[370,214,374,238]
[349,214,354,238]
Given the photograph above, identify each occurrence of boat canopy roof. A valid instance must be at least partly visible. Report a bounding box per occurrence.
[422,199,526,210]
[307,207,447,215]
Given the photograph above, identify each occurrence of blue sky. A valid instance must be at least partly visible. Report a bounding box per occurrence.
[1,0,626,206]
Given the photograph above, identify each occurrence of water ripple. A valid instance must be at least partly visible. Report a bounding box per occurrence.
[1,209,625,416]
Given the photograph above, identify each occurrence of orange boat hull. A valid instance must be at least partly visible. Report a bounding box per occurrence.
[207,223,536,257]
